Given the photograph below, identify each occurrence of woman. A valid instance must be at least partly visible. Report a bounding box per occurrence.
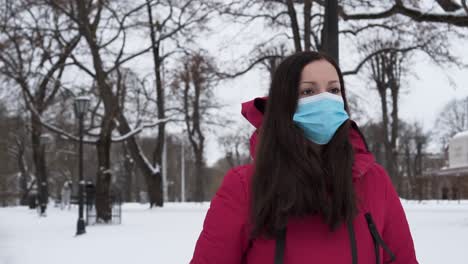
[190,52,418,264]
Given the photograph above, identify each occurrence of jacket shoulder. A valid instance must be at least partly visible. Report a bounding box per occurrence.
[218,164,254,201]
[359,162,393,189]
[225,164,254,194]
[230,164,254,180]
[356,162,394,218]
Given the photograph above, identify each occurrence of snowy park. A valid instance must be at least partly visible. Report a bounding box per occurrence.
[2,1,468,264]
[1,201,468,264]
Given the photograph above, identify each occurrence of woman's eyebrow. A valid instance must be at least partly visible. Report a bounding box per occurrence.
[300,80,339,84]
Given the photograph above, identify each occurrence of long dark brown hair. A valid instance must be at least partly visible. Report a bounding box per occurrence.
[251,51,357,239]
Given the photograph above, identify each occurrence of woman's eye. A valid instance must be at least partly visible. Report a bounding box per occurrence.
[301,88,314,96]
[329,88,341,94]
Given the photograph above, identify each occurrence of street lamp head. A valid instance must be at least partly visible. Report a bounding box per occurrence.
[74,96,90,117]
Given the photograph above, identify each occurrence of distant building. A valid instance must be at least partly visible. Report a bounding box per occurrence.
[448,131,468,168]
[413,131,468,200]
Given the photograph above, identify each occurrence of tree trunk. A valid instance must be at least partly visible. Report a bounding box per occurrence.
[389,58,401,192]
[191,63,205,202]
[75,0,123,217]
[31,114,48,214]
[405,144,418,199]
[152,54,165,207]
[147,0,166,207]
[378,86,390,164]
[194,152,204,202]
[265,56,282,84]
[95,136,112,222]
[286,0,302,52]
[415,143,423,176]
[390,84,399,152]
[321,0,339,63]
[379,88,399,187]
[303,0,312,51]
[18,143,29,205]
[178,54,211,202]
[123,143,134,202]
[116,113,163,207]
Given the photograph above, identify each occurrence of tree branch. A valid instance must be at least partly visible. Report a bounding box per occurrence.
[463,0,468,14]
[216,54,283,79]
[343,45,422,76]
[340,2,468,27]
[22,91,97,144]
[340,23,395,36]
[111,117,171,142]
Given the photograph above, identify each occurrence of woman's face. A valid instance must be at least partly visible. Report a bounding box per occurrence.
[298,59,342,99]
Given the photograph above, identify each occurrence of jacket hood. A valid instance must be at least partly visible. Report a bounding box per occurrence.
[241,97,375,179]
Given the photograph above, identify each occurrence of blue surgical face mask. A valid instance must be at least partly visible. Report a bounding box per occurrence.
[293,92,349,145]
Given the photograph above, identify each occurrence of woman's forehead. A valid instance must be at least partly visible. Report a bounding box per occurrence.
[300,60,339,82]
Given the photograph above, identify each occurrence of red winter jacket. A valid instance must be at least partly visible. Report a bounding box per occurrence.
[190,97,418,264]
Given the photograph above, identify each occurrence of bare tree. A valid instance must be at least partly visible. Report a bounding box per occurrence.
[0,103,23,205]
[40,0,174,217]
[399,121,429,199]
[44,0,214,209]
[142,0,212,206]
[0,0,80,214]
[359,19,455,183]
[360,121,386,165]
[434,97,468,148]
[362,119,429,198]
[218,124,251,168]
[121,142,136,202]
[7,116,31,205]
[365,39,412,186]
[260,45,288,83]
[56,0,213,207]
[172,52,222,201]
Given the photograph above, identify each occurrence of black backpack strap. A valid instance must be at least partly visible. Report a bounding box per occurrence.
[241,239,253,263]
[274,222,358,264]
[347,219,358,264]
[275,228,287,264]
[365,213,396,264]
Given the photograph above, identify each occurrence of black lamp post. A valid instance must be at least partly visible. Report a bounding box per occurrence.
[74,96,90,235]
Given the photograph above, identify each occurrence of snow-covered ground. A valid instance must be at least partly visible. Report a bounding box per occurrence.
[1,200,467,264]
